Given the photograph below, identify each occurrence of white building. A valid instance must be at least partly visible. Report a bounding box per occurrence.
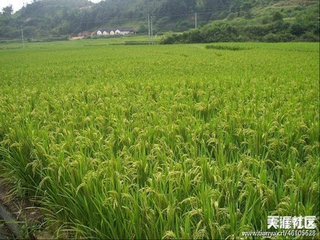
[97,30,102,36]
[120,31,131,35]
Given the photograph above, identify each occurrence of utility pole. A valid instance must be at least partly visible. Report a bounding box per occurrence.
[195,12,198,29]
[148,13,154,44]
[21,27,25,48]
[148,13,151,44]
[150,15,153,44]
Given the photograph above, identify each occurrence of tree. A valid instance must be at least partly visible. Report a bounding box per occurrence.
[290,23,306,36]
[2,5,13,16]
[272,12,283,22]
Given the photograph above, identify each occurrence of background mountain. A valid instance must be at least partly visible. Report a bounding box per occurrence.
[0,0,318,41]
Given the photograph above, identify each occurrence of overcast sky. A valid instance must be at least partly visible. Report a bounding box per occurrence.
[0,0,102,12]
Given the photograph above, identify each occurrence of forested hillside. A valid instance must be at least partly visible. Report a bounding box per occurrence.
[162,0,319,43]
[0,0,318,41]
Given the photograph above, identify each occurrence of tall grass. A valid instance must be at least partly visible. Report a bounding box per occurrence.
[0,41,319,239]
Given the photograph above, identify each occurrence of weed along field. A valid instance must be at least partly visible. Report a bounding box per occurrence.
[0,41,319,239]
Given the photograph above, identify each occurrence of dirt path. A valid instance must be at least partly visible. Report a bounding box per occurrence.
[0,180,49,240]
[0,221,15,240]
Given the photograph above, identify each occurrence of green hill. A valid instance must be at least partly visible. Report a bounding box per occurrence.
[0,0,318,41]
[162,0,319,43]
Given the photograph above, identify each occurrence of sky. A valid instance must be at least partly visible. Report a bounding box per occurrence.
[0,0,102,13]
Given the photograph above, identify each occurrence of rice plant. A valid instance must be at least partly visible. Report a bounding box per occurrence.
[0,41,319,239]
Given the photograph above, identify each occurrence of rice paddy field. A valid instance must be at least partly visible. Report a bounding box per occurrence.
[0,40,319,239]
